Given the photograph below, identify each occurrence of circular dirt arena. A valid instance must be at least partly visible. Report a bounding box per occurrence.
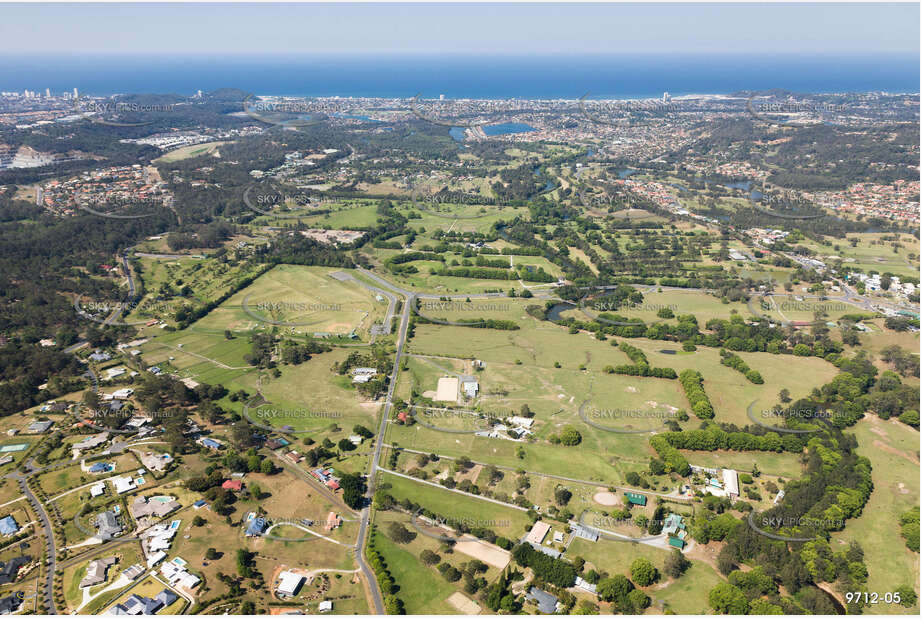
[593,491,619,506]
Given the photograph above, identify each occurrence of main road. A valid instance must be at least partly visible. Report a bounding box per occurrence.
[351,271,413,615]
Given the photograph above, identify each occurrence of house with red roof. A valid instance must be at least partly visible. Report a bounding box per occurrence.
[221,479,243,491]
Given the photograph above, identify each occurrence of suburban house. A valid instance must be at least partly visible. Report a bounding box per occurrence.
[245,517,267,537]
[109,589,178,615]
[110,476,136,494]
[79,557,117,588]
[130,495,181,528]
[221,479,243,492]
[0,592,23,614]
[73,432,110,455]
[95,510,122,540]
[198,437,222,451]
[137,451,172,472]
[0,516,19,536]
[526,587,561,614]
[0,557,30,585]
[722,468,740,499]
[662,513,687,538]
[351,367,378,383]
[121,564,145,581]
[325,511,341,531]
[161,559,201,590]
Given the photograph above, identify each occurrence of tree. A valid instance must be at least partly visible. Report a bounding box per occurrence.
[716,545,737,575]
[627,589,650,611]
[193,516,206,527]
[387,522,416,544]
[663,548,690,578]
[555,487,573,506]
[205,547,219,559]
[708,582,748,614]
[597,575,633,604]
[383,595,404,614]
[895,584,917,608]
[559,426,582,446]
[420,549,441,566]
[779,388,791,403]
[749,599,783,614]
[630,557,659,587]
[353,424,374,438]
[338,473,366,509]
[260,458,274,475]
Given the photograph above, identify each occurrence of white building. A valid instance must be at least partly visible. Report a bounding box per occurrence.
[722,468,740,498]
[110,475,136,494]
[161,560,201,590]
[276,571,304,597]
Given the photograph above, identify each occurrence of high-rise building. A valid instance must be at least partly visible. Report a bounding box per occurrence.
[663,92,671,104]
[73,87,79,99]
[45,88,51,98]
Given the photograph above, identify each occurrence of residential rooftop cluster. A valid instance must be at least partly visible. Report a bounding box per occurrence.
[40,164,172,217]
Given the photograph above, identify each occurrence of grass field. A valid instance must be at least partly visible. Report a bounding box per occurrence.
[832,416,919,614]
[153,141,229,163]
[370,520,458,614]
[296,203,382,228]
[407,296,839,425]
[379,473,532,540]
[187,264,386,338]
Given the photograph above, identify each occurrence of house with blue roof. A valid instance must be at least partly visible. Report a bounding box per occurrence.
[0,515,19,536]
[199,437,222,450]
[245,517,267,537]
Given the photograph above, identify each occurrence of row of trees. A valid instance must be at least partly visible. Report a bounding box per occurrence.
[679,369,715,419]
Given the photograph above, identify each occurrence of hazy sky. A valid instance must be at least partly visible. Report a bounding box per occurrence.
[1,2,918,56]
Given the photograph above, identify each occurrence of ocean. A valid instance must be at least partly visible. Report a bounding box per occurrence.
[1,53,918,99]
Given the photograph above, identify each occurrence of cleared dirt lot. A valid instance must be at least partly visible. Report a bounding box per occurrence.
[454,535,511,569]
[447,591,482,614]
